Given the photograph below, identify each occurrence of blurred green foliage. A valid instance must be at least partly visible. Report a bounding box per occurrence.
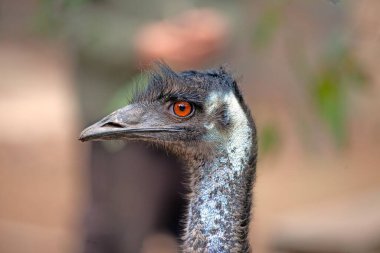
[310,41,366,147]
[259,124,281,155]
[252,1,367,149]
[35,0,89,34]
[35,0,60,34]
[252,1,287,49]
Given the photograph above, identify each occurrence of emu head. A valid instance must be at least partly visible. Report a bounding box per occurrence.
[80,64,256,162]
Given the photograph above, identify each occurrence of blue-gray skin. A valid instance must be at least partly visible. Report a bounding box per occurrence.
[80,64,257,252]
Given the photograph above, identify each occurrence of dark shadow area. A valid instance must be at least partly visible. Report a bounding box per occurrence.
[84,142,187,253]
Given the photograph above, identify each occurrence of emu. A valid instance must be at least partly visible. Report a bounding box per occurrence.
[79,64,257,252]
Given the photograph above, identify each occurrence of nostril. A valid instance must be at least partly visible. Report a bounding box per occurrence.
[101,122,125,128]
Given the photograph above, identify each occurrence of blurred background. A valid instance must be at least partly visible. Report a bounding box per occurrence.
[1,0,380,252]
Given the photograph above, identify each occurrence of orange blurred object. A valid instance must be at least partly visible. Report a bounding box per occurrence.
[134,9,230,70]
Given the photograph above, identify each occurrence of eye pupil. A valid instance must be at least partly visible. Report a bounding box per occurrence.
[179,105,186,111]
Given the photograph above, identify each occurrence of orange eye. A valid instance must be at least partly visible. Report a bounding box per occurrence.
[173,101,193,117]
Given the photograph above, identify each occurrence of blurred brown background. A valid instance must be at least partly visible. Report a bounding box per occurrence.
[1,0,380,252]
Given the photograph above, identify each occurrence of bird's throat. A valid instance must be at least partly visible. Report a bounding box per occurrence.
[182,151,254,253]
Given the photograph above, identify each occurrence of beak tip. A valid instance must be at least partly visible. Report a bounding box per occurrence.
[78,129,91,142]
[78,134,86,142]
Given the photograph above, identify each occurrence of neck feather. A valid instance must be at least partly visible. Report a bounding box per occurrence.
[182,152,254,253]
[182,95,254,252]
[183,90,256,253]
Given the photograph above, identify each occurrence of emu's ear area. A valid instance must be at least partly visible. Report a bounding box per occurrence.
[79,104,183,142]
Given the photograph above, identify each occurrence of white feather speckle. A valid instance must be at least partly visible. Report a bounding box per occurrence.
[224,92,252,172]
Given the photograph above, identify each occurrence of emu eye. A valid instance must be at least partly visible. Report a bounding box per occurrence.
[172,101,193,117]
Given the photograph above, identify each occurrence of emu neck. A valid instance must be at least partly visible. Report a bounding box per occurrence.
[182,147,253,253]
[180,91,255,252]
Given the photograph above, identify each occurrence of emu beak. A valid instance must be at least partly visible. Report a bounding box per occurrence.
[79,104,181,142]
